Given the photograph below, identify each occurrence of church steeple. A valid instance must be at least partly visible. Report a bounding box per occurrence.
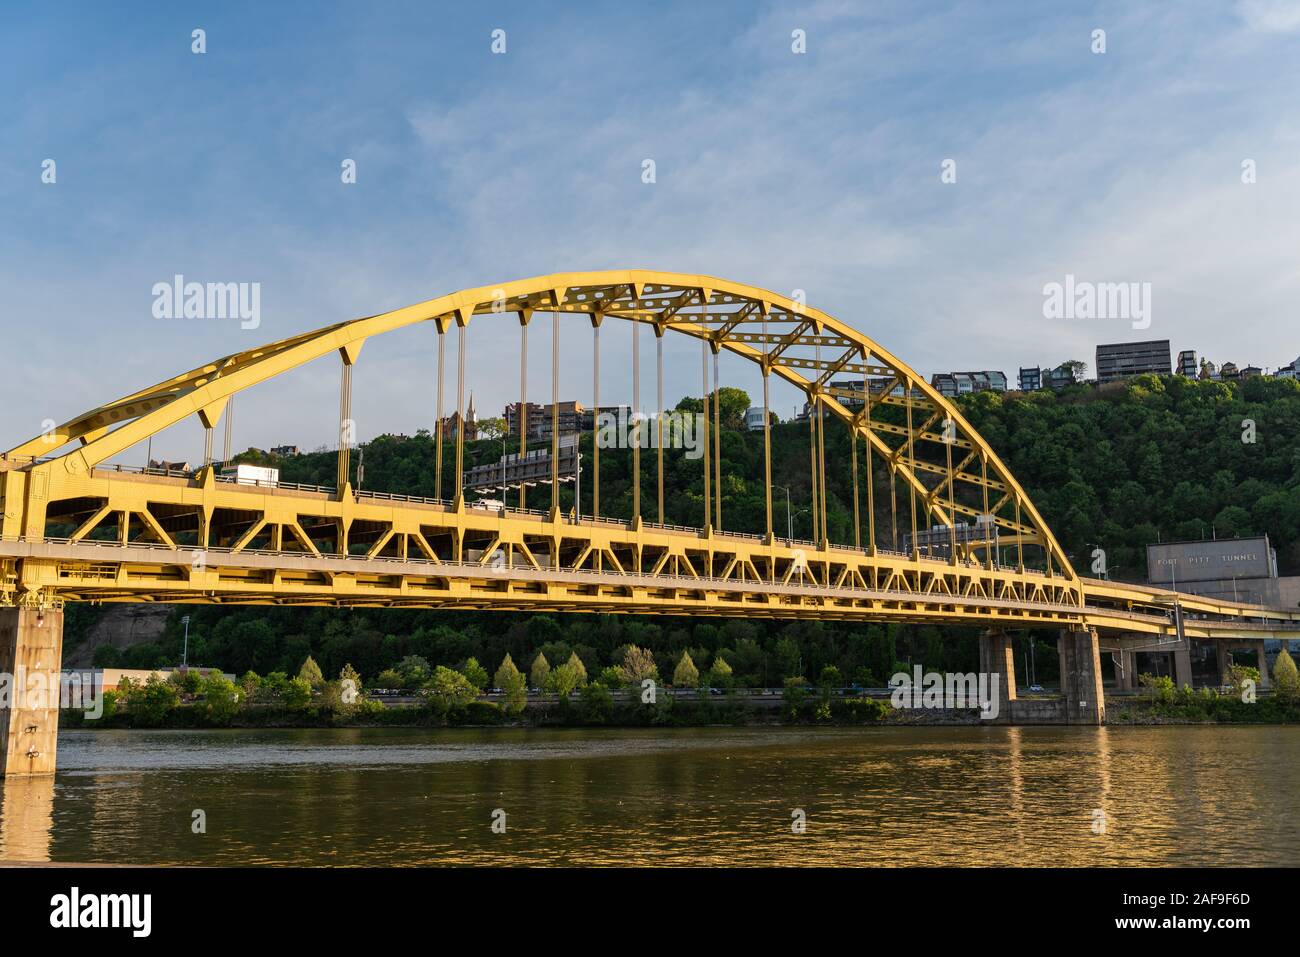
[466,390,477,424]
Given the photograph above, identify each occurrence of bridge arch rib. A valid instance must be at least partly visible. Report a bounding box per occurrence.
[4,270,1075,582]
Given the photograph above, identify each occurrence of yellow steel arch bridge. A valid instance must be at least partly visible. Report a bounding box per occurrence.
[1,270,1298,769]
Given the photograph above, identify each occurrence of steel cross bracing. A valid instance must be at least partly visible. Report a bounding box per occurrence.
[3,270,1299,640]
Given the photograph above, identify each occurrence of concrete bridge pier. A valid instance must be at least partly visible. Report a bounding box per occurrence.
[1172,637,1194,689]
[0,605,64,777]
[1216,642,1233,687]
[978,630,1017,716]
[1256,640,1271,689]
[1215,639,1271,689]
[1111,648,1136,690]
[1058,628,1104,724]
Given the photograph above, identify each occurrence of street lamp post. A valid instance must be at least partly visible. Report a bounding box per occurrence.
[181,615,191,669]
[1084,541,1108,580]
[574,451,582,521]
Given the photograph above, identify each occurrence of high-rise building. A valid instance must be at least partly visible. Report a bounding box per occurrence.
[1017,366,1041,391]
[1095,340,1172,382]
[1177,349,1197,376]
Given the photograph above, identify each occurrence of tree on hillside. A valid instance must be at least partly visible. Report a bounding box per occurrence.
[298,655,324,688]
[460,657,489,691]
[676,387,751,430]
[530,652,551,691]
[427,666,479,708]
[547,662,583,697]
[494,653,519,689]
[494,654,528,715]
[706,655,733,689]
[477,416,507,441]
[565,651,588,686]
[672,651,700,688]
[617,644,658,685]
[1273,648,1299,702]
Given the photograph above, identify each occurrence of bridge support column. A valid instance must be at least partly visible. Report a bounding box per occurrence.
[1216,642,1233,688]
[1253,639,1271,689]
[1172,637,1193,689]
[1113,648,1136,690]
[1058,628,1104,725]
[979,630,1016,713]
[0,605,64,777]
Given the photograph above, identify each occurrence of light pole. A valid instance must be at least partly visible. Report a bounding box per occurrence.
[1084,542,1108,580]
[497,433,508,508]
[181,615,191,669]
[574,451,582,521]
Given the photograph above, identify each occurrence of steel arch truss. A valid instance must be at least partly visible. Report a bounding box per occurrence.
[4,271,1072,573]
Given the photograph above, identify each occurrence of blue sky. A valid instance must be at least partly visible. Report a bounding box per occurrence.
[4,0,1300,463]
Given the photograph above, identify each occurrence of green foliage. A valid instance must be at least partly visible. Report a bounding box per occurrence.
[705,654,733,689]
[1273,648,1300,703]
[317,678,360,716]
[199,671,242,725]
[460,657,489,691]
[676,386,751,429]
[427,665,479,706]
[578,681,614,723]
[616,645,658,685]
[501,668,528,716]
[297,655,325,687]
[130,675,181,726]
[547,662,583,697]
[672,651,700,688]
[395,655,431,685]
[565,651,588,686]
[1138,673,1176,704]
[283,676,313,710]
[529,652,551,691]
[781,676,810,719]
[1227,664,1261,698]
[263,671,289,697]
[494,653,519,690]
[93,644,122,668]
[96,689,120,721]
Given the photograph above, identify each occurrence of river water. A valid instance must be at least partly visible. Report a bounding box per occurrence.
[1,725,1296,866]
